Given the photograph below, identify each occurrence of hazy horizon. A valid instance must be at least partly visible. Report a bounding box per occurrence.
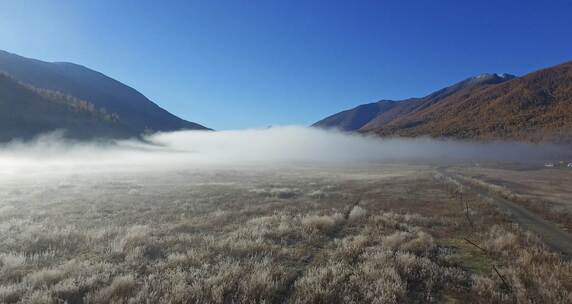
[1,127,569,181]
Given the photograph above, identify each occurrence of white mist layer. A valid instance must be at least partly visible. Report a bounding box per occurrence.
[0,126,567,176]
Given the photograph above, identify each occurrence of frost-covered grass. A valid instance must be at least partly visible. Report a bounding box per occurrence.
[0,165,569,303]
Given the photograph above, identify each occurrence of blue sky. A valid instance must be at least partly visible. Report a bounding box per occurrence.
[1,1,571,130]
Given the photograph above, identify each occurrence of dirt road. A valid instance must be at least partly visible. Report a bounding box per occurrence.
[438,168,572,258]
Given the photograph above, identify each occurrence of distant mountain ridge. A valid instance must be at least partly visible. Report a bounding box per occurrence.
[312,100,400,131]
[0,50,209,141]
[314,61,572,142]
[0,73,133,141]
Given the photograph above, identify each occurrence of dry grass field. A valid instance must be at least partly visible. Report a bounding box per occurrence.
[448,164,572,233]
[0,163,570,303]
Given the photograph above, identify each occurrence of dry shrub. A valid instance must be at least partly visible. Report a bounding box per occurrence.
[294,219,455,304]
[348,206,367,222]
[470,226,572,303]
[382,231,435,255]
[401,231,435,255]
[0,285,25,304]
[382,232,409,251]
[0,253,26,270]
[124,239,165,263]
[355,251,406,303]
[293,261,353,303]
[332,235,369,262]
[23,289,56,304]
[21,228,87,256]
[471,275,512,303]
[301,213,344,234]
[118,225,167,263]
[26,268,66,288]
[294,249,436,303]
[234,213,306,245]
[270,188,300,199]
[118,225,150,252]
[483,225,519,255]
[365,212,448,237]
[237,258,290,303]
[130,257,290,304]
[165,248,211,269]
[509,248,571,303]
[308,190,326,199]
[127,270,187,304]
[90,275,136,304]
[395,253,437,282]
[366,214,411,233]
[0,259,115,303]
[251,187,300,199]
[50,278,83,304]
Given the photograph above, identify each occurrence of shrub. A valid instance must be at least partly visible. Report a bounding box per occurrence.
[301,213,344,234]
[0,285,24,303]
[348,206,367,222]
[0,253,26,270]
[25,290,56,304]
[26,268,66,288]
[293,261,353,303]
[308,190,326,199]
[90,275,136,303]
[383,231,435,255]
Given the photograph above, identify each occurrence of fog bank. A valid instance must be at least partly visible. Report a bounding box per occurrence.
[0,126,568,176]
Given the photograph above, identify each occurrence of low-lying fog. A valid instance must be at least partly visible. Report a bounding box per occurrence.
[0,126,569,177]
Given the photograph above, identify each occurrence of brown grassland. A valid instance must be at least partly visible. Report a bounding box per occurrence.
[0,163,570,303]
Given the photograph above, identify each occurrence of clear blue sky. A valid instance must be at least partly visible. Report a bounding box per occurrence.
[1,1,571,130]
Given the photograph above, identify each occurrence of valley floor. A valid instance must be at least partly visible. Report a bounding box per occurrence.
[0,163,570,303]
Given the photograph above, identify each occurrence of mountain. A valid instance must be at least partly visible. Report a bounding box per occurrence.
[314,73,517,132]
[0,73,134,141]
[312,100,400,131]
[0,50,209,141]
[314,61,572,142]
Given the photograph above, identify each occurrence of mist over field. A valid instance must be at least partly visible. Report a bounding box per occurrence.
[0,126,568,177]
[2,128,571,304]
[3,2,572,302]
